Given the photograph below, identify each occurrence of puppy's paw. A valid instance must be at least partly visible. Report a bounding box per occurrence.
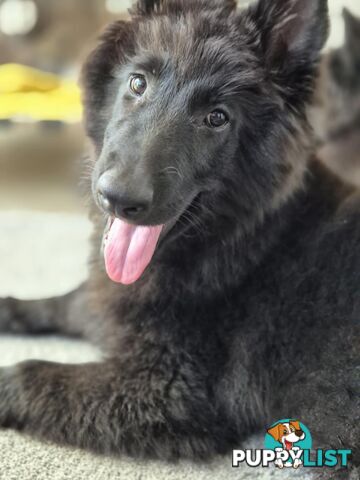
[0,365,24,429]
[0,297,15,332]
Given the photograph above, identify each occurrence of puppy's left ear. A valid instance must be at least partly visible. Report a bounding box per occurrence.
[250,0,329,68]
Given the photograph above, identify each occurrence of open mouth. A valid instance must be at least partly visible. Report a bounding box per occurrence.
[101,193,200,285]
[102,217,164,285]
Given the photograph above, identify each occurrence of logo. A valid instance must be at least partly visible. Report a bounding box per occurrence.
[265,419,311,469]
[232,419,352,470]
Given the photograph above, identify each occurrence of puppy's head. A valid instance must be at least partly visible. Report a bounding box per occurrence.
[82,0,329,284]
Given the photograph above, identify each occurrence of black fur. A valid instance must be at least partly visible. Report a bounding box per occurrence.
[0,0,359,478]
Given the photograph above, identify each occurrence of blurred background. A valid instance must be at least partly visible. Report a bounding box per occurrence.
[0,0,359,300]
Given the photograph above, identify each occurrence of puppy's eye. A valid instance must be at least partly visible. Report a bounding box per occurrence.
[205,110,228,128]
[130,75,147,96]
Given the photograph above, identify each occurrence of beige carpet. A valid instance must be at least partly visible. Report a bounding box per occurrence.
[0,210,317,480]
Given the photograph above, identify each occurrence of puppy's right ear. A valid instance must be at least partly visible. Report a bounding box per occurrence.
[132,0,163,15]
[81,21,135,143]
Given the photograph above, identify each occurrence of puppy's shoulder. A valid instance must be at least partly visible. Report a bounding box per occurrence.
[309,158,359,222]
[303,160,360,261]
[335,188,360,219]
[316,176,360,266]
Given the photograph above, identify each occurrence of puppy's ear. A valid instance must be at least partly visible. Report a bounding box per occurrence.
[81,21,135,143]
[250,0,329,68]
[132,0,162,15]
[267,424,282,442]
[343,8,360,63]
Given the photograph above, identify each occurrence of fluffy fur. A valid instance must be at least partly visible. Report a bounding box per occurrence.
[0,1,359,478]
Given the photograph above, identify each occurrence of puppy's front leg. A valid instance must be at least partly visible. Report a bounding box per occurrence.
[0,356,226,459]
[0,283,93,337]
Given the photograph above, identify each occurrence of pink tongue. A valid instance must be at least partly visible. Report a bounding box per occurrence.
[104,218,163,285]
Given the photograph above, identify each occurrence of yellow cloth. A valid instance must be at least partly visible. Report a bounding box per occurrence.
[0,64,82,122]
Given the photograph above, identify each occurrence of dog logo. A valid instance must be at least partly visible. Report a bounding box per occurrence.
[232,418,351,470]
[266,420,307,469]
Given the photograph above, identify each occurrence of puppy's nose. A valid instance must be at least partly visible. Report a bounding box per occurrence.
[97,174,153,222]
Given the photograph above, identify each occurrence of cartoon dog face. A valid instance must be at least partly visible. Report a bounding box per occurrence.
[267,421,305,451]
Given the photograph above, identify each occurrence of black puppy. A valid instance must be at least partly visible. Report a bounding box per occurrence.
[0,0,359,477]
